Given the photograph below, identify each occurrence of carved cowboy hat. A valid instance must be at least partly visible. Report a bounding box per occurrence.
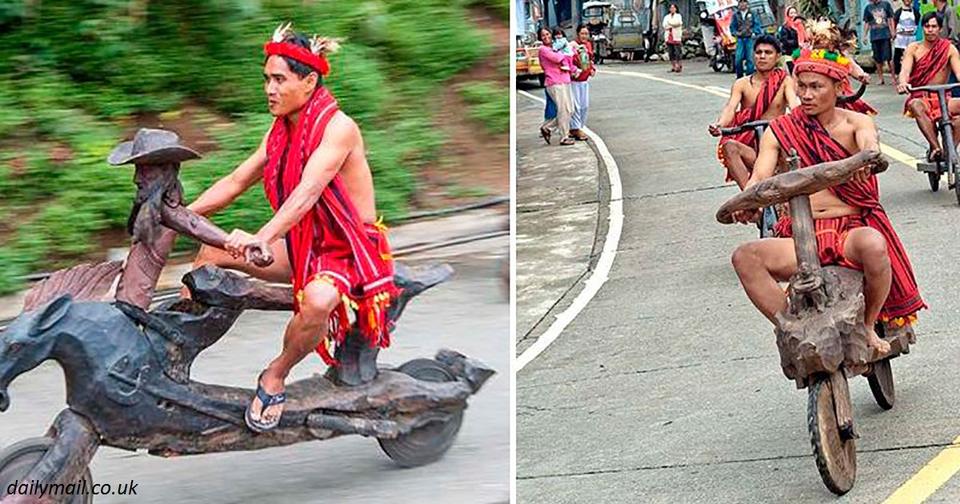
[107,128,201,166]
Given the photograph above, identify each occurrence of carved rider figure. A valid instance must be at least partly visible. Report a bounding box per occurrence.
[107,128,270,310]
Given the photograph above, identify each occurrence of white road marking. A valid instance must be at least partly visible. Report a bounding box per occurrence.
[516,89,624,372]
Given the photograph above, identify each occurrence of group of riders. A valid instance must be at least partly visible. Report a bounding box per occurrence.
[708,14,960,352]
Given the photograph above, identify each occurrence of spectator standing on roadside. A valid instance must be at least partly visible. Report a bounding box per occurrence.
[863,0,897,85]
[731,0,757,77]
[664,4,684,73]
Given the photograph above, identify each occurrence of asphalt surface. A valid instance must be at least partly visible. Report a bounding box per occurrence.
[0,240,509,504]
[517,60,960,503]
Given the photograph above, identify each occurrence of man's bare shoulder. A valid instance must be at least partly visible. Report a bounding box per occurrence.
[836,107,871,124]
[324,111,361,144]
[732,76,751,91]
[778,74,795,93]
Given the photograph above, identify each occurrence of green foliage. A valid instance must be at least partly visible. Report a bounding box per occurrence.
[457,81,509,134]
[466,0,511,21]
[0,0,502,294]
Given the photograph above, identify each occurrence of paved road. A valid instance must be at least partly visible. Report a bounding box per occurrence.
[0,240,509,504]
[517,61,960,503]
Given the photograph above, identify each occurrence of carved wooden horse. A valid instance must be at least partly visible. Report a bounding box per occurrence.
[0,264,493,503]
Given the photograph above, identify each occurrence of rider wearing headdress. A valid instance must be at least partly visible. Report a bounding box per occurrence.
[805,19,879,115]
[187,23,400,432]
[729,36,925,354]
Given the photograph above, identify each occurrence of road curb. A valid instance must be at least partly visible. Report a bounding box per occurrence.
[515,89,623,369]
[516,136,607,350]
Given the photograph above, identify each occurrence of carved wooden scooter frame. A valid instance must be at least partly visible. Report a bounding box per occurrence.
[717,149,914,496]
[0,145,494,504]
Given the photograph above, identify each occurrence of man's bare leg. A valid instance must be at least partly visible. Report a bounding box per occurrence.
[951,116,960,149]
[721,141,757,190]
[732,229,892,353]
[180,240,292,297]
[247,280,340,426]
[909,99,943,159]
[731,238,798,323]
[842,227,892,353]
[948,99,960,148]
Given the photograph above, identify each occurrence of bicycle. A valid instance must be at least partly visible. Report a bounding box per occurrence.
[909,82,960,203]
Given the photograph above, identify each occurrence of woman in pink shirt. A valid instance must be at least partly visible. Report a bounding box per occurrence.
[537,27,575,146]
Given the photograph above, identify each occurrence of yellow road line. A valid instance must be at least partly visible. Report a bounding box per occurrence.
[882,436,960,504]
[881,143,921,167]
[602,68,957,502]
[598,69,920,168]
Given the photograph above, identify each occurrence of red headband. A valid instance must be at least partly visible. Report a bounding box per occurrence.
[264,42,330,76]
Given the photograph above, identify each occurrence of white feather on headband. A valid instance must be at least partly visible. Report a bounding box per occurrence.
[271,22,293,43]
[270,22,342,55]
[805,19,844,52]
[310,35,341,56]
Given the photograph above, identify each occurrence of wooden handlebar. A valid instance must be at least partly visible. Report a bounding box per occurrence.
[716,150,888,224]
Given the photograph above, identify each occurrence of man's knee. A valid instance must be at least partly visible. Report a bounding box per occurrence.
[299,282,341,326]
[731,242,760,274]
[908,100,927,118]
[949,98,960,116]
[194,244,222,267]
[850,228,889,268]
[721,141,742,160]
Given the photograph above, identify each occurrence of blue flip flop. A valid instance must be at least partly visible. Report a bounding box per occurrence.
[244,372,286,433]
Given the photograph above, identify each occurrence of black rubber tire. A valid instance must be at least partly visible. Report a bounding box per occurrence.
[867,358,896,410]
[537,74,545,88]
[954,163,960,204]
[929,171,941,192]
[0,437,93,504]
[378,359,464,468]
[808,377,857,495]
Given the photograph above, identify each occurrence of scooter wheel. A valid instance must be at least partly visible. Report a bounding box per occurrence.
[808,376,857,495]
[0,437,93,504]
[378,359,464,468]
[953,164,960,204]
[929,171,940,192]
[867,358,895,410]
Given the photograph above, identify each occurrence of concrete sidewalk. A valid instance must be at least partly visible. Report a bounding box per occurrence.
[0,207,508,321]
[515,93,605,356]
